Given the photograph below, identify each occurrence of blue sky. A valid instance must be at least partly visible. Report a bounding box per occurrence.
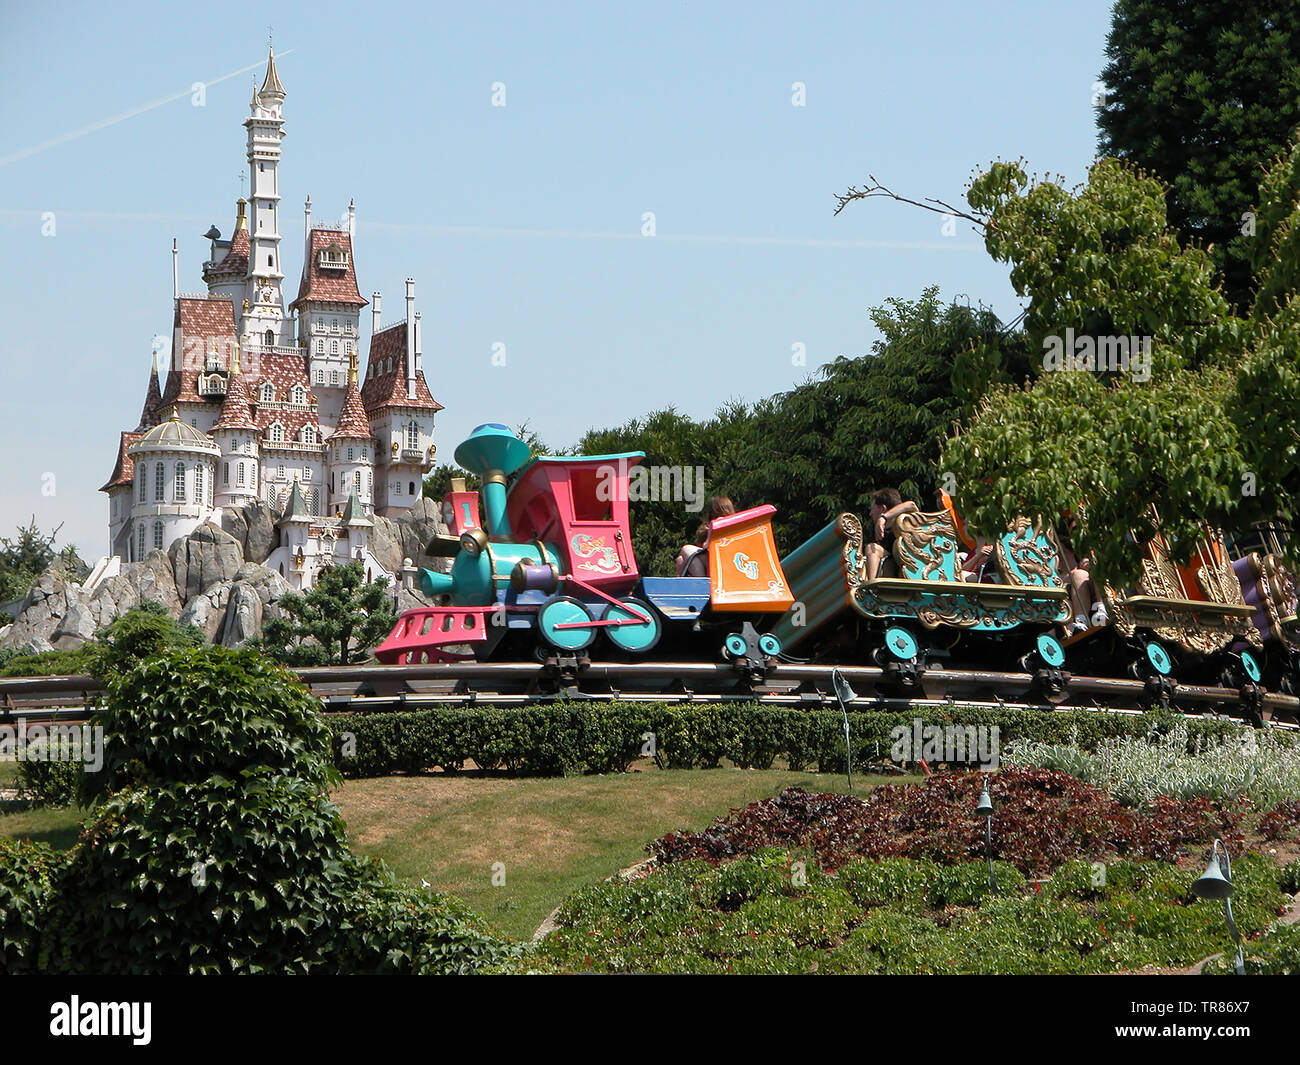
[0,0,1116,558]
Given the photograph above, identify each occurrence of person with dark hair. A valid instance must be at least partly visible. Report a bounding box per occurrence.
[675,495,736,576]
[864,488,918,581]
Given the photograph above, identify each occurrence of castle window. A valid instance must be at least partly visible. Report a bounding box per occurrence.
[316,340,324,355]
[269,423,284,443]
[155,463,164,502]
[267,255,273,267]
[347,448,354,463]
[331,340,339,355]
[361,446,367,460]
[409,481,416,496]
[277,464,285,480]
[138,525,146,559]
[237,462,245,487]
[302,426,316,445]
[261,383,274,403]
[138,469,146,503]
[265,330,274,348]
[195,465,204,503]
[175,462,186,502]
[291,384,306,405]
[315,368,324,383]
[306,488,316,515]
[354,470,361,494]
[223,462,229,486]
[331,370,339,386]
[395,481,402,496]
[406,421,420,450]
[332,319,338,330]
[153,521,163,549]
[367,471,372,496]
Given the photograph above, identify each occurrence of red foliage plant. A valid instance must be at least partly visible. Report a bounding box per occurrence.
[649,768,1249,877]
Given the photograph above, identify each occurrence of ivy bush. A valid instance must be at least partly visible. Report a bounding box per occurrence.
[1,645,515,974]
[0,838,66,973]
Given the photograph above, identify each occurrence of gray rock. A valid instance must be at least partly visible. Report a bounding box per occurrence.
[51,592,98,647]
[169,523,244,604]
[221,501,279,564]
[0,569,75,651]
[368,514,405,575]
[179,579,234,643]
[121,550,182,614]
[218,565,293,647]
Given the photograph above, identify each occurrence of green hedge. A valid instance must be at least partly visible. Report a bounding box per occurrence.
[329,702,1248,778]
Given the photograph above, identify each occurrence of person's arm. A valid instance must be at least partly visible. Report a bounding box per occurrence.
[881,500,919,524]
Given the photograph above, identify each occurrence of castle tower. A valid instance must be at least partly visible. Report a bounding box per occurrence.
[210,346,260,509]
[241,48,291,351]
[126,407,221,561]
[326,352,375,513]
[290,199,368,431]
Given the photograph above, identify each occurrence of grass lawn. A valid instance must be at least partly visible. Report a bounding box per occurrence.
[0,761,910,942]
[333,762,909,941]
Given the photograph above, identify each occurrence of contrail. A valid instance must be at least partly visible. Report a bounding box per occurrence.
[0,51,294,169]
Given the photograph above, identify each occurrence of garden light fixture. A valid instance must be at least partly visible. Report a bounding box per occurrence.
[1191,839,1245,975]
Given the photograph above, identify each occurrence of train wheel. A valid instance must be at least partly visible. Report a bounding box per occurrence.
[538,596,597,652]
[876,625,919,664]
[758,633,782,657]
[604,597,662,654]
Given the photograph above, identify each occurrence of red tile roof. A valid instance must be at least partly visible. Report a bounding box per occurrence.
[213,370,257,430]
[203,226,249,279]
[333,377,373,439]
[291,230,368,309]
[137,365,162,431]
[362,323,444,413]
[100,431,143,492]
[162,297,238,407]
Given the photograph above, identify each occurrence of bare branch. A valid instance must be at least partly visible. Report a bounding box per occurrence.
[834,175,987,229]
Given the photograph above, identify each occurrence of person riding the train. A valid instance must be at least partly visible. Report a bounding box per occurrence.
[675,495,736,576]
[864,488,919,580]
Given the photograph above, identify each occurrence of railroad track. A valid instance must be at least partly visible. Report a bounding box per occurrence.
[1,661,1296,726]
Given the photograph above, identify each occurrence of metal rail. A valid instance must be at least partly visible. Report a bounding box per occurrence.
[1,661,1296,724]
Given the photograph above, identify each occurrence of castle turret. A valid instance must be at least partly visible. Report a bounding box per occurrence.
[241,48,290,349]
[211,346,260,509]
[126,407,221,560]
[326,352,374,513]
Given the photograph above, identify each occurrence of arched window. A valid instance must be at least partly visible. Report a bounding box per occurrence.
[316,340,324,355]
[354,470,361,494]
[138,525,146,559]
[307,488,317,515]
[261,383,274,403]
[291,385,306,405]
[315,367,324,381]
[153,521,163,549]
[330,370,339,386]
[331,340,339,355]
[138,468,146,503]
[395,481,402,496]
[302,426,316,445]
[269,423,284,443]
[265,329,274,347]
[175,462,186,502]
[409,481,416,496]
[223,462,230,486]
[196,465,206,505]
[407,421,420,450]
[237,462,245,488]
[361,446,367,460]
[154,462,164,501]
[367,471,372,496]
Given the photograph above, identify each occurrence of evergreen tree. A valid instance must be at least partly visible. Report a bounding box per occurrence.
[253,561,397,666]
[1096,0,1300,310]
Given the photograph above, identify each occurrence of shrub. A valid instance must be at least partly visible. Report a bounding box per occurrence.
[0,838,66,974]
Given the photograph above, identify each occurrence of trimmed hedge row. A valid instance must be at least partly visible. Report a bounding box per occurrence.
[328,702,1249,778]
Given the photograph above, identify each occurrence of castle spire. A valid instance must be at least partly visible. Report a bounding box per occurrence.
[136,358,163,431]
[260,47,285,99]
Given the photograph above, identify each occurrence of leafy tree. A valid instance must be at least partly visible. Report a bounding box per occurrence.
[29,645,514,974]
[915,154,1299,583]
[253,560,397,666]
[88,601,204,680]
[1096,0,1300,311]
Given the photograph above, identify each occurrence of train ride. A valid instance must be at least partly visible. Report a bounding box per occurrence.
[373,424,1299,718]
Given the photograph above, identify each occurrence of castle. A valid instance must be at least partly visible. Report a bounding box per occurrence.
[99,49,442,589]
